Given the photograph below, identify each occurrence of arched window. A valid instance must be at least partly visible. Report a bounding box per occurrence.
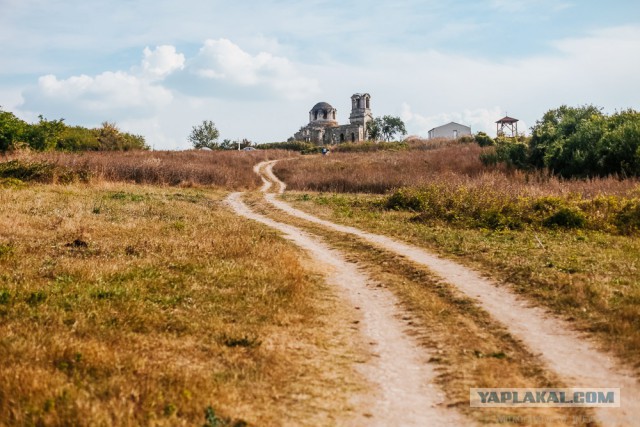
[351,132,355,142]
[333,111,336,120]
[323,111,327,119]
[366,97,370,109]
[314,111,318,120]
[340,133,345,142]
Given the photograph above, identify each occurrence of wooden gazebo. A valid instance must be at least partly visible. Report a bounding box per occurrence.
[496,115,519,137]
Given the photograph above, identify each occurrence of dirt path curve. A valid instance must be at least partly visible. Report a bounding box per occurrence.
[258,160,640,426]
[226,191,467,426]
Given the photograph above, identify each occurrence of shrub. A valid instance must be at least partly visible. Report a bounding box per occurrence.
[385,188,426,211]
[475,132,495,147]
[542,207,586,229]
[259,141,321,154]
[614,200,640,234]
[0,160,90,184]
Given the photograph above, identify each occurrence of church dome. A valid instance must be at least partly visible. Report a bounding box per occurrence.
[309,101,337,125]
[311,102,334,112]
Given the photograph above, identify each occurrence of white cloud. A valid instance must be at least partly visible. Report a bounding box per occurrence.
[24,71,173,119]
[186,38,320,100]
[138,45,185,80]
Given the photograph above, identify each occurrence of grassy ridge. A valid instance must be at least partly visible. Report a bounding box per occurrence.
[0,184,362,425]
[272,145,640,373]
[1,149,294,189]
[285,191,640,374]
[274,145,639,195]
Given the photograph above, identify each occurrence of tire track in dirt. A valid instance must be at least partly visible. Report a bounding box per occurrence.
[225,191,468,426]
[257,160,640,427]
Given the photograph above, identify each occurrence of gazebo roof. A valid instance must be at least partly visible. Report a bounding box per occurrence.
[496,116,519,124]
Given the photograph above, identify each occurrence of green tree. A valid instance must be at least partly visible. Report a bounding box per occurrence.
[366,119,381,141]
[0,109,27,151]
[189,120,220,149]
[96,122,148,151]
[474,131,495,147]
[380,115,407,141]
[367,116,406,142]
[57,126,100,151]
[26,115,67,151]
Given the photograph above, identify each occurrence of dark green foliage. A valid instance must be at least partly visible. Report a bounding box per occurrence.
[96,122,149,151]
[0,160,90,184]
[507,105,640,177]
[474,132,495,147]
[58,126,100,151]
[332,141,408,153]
[614,200,640,234]
[203,406,248,427]
[260,141,321,154]
[484,105,640,177]
[0,107,148,152]
[0,109,28,151]
[384,186,640,234]
[26,115,66,151]
[366,115,407,142]
[542,207,586,229]
[189,120,220,150]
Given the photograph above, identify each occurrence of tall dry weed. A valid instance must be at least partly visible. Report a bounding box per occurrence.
[2,149,294,189]
[274,144,640,197]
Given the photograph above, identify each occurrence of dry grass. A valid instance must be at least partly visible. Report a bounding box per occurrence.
[2,149,294,189]
[282,191,640,377]
[274,144,640,196]
[0,183,365,426]
[245,192,594,426]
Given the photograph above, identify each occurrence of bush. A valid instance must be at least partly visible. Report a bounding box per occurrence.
[614,200,640,234]
[0,160,90,184]
[332,141,408,153]
[528,105,640,177]
[259,141,321,154]
[542,207,586,229]
[384,185,640,234]
[475,132,495,147]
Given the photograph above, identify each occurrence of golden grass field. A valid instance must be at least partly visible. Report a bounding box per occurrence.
[0,179,366,426]
[273,145,640,376]
[2,145,639,425]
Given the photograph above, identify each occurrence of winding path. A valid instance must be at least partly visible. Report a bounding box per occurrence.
[227,168,467,425]
[254,159,640,427]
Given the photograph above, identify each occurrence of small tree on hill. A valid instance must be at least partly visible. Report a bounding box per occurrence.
[189,120,220,149]
[367,116,407,142]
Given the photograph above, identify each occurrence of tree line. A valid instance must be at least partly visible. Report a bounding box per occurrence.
[480,105,640,178]
[0,108,148,152]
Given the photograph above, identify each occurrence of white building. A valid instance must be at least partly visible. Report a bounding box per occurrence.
[427,122,472,139]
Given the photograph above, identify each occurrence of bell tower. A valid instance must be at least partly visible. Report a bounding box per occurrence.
[349,93,372,129]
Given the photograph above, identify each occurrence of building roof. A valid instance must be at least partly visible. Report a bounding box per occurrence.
[496,116,519,123]
[311,102,334,112]
[428,121,471,132]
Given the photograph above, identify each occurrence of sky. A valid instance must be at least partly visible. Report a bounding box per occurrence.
[1,0,639,149]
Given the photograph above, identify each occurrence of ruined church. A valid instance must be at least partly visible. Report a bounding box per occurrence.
[293,93,372,145]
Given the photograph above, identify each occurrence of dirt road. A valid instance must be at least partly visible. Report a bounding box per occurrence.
[226,192,467,426]
[253,160,640,427]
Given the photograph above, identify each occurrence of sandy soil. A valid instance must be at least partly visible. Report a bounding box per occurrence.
[226,191,468,426]
[257,160,640,427]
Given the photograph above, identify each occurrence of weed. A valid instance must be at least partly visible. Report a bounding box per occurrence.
[0,289,10,304]
[0,242,14,257]
[221,334,261,349]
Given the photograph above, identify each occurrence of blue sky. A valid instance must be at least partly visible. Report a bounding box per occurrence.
[1,0,639,149]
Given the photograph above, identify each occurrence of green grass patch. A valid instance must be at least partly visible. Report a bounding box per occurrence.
[286,191,640,372]
[0,159,90,184]
[384,186,640,234]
